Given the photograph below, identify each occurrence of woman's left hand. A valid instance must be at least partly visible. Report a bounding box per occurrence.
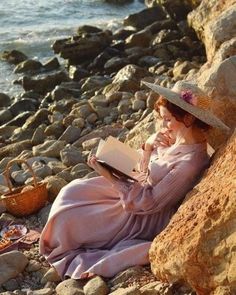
[87,155,115,182]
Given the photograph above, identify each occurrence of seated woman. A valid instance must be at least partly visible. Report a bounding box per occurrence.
[39,80,229,280]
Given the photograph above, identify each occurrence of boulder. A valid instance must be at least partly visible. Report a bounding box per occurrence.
[123,6,167,29]
[149,132,236,294]
[188,0,236,61]
[14,59,43,73]
[0,93,11,107]
[0,49,28,64]
[0,251,28,285]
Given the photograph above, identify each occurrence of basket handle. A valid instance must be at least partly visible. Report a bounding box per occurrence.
[3,159,38,193]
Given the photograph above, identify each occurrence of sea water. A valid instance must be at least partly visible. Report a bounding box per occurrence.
[0,0,145,96]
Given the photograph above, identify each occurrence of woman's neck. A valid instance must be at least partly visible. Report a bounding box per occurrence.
[174,126,207,146]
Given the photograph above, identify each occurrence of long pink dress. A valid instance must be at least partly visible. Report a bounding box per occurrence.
[39,143,209,279]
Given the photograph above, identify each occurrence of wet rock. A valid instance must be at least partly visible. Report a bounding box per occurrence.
[59,125,81,143]
[0,251,28,285]
[77,25,102,35]
[22,108,50,129]
[0,93,11,107]
[45,175,68,202]
[84,276,109,295]
[21,71,69,94]
[0,49,28,64]
[149,133,236,294]
[60,145,85,166]
[52,31,112,65]
[123,6,167,29]
[14,59,43,73]
[105,0,134,3]
[33,140,66,158]
[69,65,90,81]
[55,278,85,295]
[43,57,60,71]
[113,28,136,40]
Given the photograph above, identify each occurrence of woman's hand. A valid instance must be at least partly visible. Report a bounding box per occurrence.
[144,130,173,151]
[87,154,115,183]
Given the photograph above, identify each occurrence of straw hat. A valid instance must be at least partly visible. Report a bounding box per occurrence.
[142,80,230,131]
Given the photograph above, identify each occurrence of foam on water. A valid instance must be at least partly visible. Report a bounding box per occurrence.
[0,0,145,96]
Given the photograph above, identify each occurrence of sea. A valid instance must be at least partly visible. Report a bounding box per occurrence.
[0,0,145,96]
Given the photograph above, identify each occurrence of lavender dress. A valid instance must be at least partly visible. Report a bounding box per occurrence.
[39,143,209,279]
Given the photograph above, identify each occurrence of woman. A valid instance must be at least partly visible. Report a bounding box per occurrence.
[39,80,229,280]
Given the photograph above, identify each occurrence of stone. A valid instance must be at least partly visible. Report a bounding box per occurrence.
[104,57,129,73]
[31,125,47,145]
[44,175,68,202]
[109,286,141,295]
[0,140,32,158]
[132,99,146,111]
[70,104,93,119]
[172,60,197,78]
[149,132,236,294]
[44,121,65,138]
[82,137,101,150]
[58,125,81,143]
[33,140,66,158]
[38,203,52,226]
[56,278,85,295]
[8,99,38,116]
[22,108,50,130]
[0,251,28,285]
[26,260,42,272]
[0,93,11,107]
[125,30,152,48]
[14,59,43,73]
[113,65,150,84]
[69,65,89,81]
[43,57,60,71]
[41,267,61,284]
[81,75,112,92]
[0,49,27,64]
[27,289,54,295]
[83,276,109,295]
[0,109,13,124]
[60,145,85,166]
[123,6,167,29]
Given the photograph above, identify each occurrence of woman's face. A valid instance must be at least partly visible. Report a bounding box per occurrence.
[159,106,186,140]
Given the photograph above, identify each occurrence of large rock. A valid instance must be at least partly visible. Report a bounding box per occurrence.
[149,132,236,294]
[0,251,28,285]
[188,0,236,61]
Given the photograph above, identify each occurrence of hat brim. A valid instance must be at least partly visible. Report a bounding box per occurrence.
[142,81,230,132]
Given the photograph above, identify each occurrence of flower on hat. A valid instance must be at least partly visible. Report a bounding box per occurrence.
[180,90,197,106]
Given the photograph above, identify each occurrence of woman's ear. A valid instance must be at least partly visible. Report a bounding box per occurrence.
[183,114,195,127]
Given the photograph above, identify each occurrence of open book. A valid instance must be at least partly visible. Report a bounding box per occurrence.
[96,136,141,181]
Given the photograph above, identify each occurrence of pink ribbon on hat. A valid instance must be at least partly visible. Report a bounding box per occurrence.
[180,90,197,106]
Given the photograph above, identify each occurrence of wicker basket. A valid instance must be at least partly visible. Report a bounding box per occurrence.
[0,159,48,217]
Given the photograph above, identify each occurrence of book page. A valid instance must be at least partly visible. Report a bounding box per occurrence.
[96,136,141,176]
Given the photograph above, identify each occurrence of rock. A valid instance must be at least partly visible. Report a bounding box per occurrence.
[69,65,89,81]
[213,37,236,64]
[21,71,69,94]
[81,75,112,92]
[0,140,32,158]
[44,121,65,138]
[8,99,38,116]
[70,104,93,119]
[113,65,150,84]
[77,25,102,35]
[125,30,152,48]
[0,109,13,124]
[52,31,112,65]
[84,276,109,295]
[104,57,130,73]
[60,145,85,166]
[38,203,52,226]
[149,132,236,294]
[27,289,54,295]
[45,175,67,202]
[33,140,66,158]
[123,6,167,29]
[0,93,11,107]
[70,163,91,179]
[132,99,146,111]
[73,125,125,147]
[51,85,81,101]
[2,278,19,291]
[172,60,198,78]
[14,59,43,73]
[72,117,85,129]
[56,278,84,295]
[0,49,27,64]
[0,251,28,285]
[22,108,50,129]
[58,125,81,144]
[109,286,140,295]
[32,125,47,145]
[43,57,60,71]
[82,137,100,150]
[26,260,42,272]
[41,267,61,284]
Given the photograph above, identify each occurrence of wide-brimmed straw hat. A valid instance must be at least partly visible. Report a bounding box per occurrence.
[142,80,230,131]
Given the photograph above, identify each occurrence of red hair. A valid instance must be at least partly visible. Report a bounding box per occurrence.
[154,96,211,131]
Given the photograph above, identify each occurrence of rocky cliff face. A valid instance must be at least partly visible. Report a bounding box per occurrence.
[149,131,236,294]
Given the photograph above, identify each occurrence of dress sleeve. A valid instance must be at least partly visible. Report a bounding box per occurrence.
[113,160,197,215]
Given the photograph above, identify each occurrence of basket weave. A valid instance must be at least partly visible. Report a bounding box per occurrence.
[1,159,48,217]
